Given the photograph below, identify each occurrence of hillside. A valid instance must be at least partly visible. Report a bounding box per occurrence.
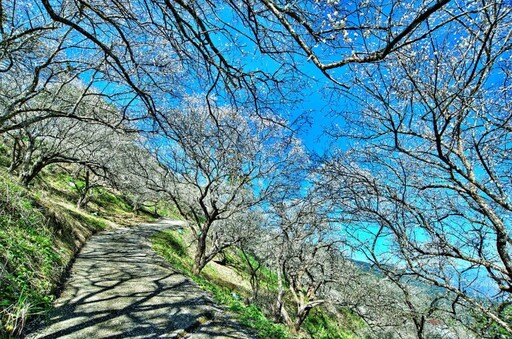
[0,158,364,338]
[3,2,511,337]
[26,220,254,338]
[151,228,365,338]
[0,151,484,338]
[0,160,157,336]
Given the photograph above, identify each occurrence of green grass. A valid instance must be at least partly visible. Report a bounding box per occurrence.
[0,141,357,338]
[239,251,280,292]
[151,228,367,338]
[151,229,290,338]
[0,143,9,167]
[152,229,192,272]
[473,304,512,338]
[92,187,132,212]
[0,165,156,337]
[0,174,63,335]
[303,307,363,339]
[45,171,132,213]
[196,278,289,338]
[43,168,156,226]
[67,210,109,231]
[153,201,183,220]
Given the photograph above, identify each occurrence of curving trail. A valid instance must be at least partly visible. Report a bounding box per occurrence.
[27,219,253,338]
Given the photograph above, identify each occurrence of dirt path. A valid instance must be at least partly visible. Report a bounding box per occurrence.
[27,219,253,338]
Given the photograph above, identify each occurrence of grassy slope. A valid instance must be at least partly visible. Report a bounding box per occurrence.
[0,161,155,337]
[0,142,363,338]
[151,228,365,338]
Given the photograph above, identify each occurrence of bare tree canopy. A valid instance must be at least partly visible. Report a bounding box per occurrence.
[2,0,512,337]
[34,0,456,80]
[264,193,344,332]
[139,96,307,274]
[319,0,512,334]
[1,0,463,129]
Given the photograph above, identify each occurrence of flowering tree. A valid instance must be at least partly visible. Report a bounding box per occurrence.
[264,193,344,332]
[0,3,144,134]
[3,1,473,132]
[320,1,512,334]
[4,80,125,186]
[148,97,305,275]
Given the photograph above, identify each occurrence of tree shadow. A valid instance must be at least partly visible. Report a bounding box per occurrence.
[27,220,252,338]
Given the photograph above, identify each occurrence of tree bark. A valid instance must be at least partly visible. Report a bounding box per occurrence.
[8,136,21,173]
[193,232,208,275]
[20,159,45,187]
[294,305,315,332]
[76,169,91,209]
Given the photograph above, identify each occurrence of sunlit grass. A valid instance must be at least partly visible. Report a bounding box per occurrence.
[0,164,155,337]
[0,173,63,335]
[151,227,366,338]
[151,228,291,338]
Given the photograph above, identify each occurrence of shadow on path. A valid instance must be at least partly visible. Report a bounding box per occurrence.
[27,219,253,338]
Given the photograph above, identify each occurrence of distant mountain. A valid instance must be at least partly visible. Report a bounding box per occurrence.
[350,259,500,300]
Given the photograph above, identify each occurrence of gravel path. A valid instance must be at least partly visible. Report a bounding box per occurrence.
[27,219,254,338]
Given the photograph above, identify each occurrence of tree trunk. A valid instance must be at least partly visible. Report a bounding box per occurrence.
[294,306,312,332]
[274,267,293,327]
[279,299,294,330]
[131,196,141,215]
[414,315,425,339]
[19,160,44,187]
[20,168,39,187]
[77,170,91,209]
[193,233,207,275]
[8,136,21,173]
[18,136,43,186]
[240,248,260,302]
[19,142,34,186]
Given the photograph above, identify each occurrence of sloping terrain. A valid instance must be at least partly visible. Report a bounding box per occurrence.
[27,219,253,338]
